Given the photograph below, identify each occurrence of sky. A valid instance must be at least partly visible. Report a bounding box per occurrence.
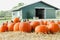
[0,0,60,11]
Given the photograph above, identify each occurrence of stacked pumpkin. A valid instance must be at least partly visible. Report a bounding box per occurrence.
[0,17,60,34]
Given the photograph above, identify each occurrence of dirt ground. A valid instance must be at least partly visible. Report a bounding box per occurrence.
[0,31,60,40]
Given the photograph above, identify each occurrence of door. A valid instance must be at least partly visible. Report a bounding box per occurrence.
[35,9,44,19]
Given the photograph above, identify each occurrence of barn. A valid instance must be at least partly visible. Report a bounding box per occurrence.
[12,1,59,19]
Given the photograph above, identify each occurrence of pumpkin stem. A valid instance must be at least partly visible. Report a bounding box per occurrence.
[2,23,5,25]
[11,20,13,23]
[26,19,29,21]
[23,19,26,22]
[6,21,8,23]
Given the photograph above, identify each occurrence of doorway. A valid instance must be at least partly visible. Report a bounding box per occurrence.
[35,9,45,19]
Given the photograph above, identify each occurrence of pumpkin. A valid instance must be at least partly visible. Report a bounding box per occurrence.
[48,20,55,24]
[0,23,8,32]
[48,23,59,33]
[8,22,14,31]
[40,20,44,25]
[14,22,20,31]
[35,25,48,33]
[59,25,60,32]
[13,17,20,23]
[19,22,31,32]
[30,21,40,30]
[44,21,48,25]
[3,22,8,31]
[57,20,60,24]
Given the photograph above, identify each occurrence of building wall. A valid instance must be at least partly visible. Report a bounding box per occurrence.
[46,9,56,19]
[12,10,22,19]
[21,2,56,19]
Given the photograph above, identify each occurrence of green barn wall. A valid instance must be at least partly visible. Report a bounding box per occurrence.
[14,2,57,19]
[46,9,56,19]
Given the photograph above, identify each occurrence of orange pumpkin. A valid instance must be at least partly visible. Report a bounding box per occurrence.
[48,20,55,24]
[8,22,14,31]
[19,22,31,32]
[48,23,59,33]
[30,21,40,30]
[44,21,48,25]
[40,20,44,25]
[57,20,60,24]
[35,25,48,33]
[0,23,8,32]
[14,22,20,31]
[59,25,60,32]
[4,22,8,31]
[13,17,20,23]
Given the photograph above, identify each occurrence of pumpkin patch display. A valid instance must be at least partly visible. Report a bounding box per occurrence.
[30,21,40,30]
[19,22,31,32]
[14,22,20,31]
[8,22,14,31]
[35,25,48,33]
[0,18,60,34]
[48,23,59,33]
[13,17,20,23]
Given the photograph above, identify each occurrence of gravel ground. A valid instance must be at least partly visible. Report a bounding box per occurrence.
[0,32,60,40]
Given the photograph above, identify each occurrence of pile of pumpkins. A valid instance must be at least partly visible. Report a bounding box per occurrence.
[0,17,60,34]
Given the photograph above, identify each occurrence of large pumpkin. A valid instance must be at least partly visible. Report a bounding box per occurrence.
[8,22,14,31]
[48,23,59,33]
[30,21,40,30]
[13,17,20,23]
[0,23,8,32]
[19,22,31,32]
[35,25,48,33]
[14,22,20,31]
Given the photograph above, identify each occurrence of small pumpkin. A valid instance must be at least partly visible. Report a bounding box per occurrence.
[35,25,48,33]
[14,22,20,31]
[57,20,60,24]
[0,23,8,32]
[4,22,8,31]
[44,21,48,25]
[30,21,40,30]
[13,17,20,23]
[19,22,31,32]
[40,20,44,25]
[48,20,55,24]
[8,22,14,31]
[48,23,59,33]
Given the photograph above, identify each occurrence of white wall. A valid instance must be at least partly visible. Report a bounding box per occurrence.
[12,10,22,19]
